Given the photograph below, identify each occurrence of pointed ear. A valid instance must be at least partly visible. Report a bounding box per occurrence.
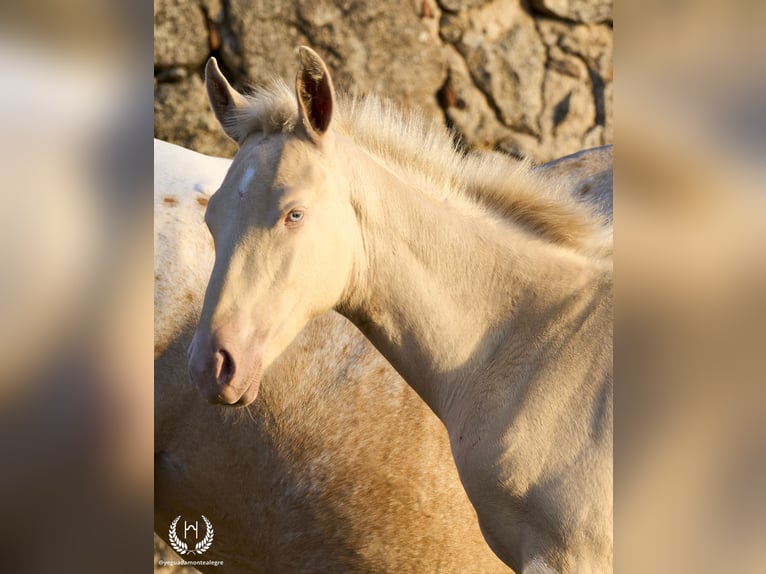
[205,57,249,143]
[295,46,335,141]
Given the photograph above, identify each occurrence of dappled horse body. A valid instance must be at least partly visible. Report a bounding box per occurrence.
[189,47,613,574]
[154,139,512,573]
[532,145,613,223]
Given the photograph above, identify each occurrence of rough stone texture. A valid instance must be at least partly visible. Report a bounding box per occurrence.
[154,0,211,68]
[450,1,546,136]
[531,0,612,24]
[438,0,494,14]
[227,0,445,119]
[154,0,612,163]
[538,18,613,157]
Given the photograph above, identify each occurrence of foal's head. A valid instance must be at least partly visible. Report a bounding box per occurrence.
[188,48,360,406]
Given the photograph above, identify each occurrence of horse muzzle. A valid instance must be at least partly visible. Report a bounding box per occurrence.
[188,329,263,406]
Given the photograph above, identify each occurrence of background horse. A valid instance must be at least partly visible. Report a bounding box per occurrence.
[189,47,612,573]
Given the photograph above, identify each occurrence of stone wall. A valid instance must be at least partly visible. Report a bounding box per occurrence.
[153,3,610,569]
[155,0,611,163]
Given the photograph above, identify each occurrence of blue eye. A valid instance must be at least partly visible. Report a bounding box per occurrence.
[286,210,304,223]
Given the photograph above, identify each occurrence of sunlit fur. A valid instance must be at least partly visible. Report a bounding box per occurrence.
[231,81,611,259]
[158,139,612,573]
[197,48,613,574]
[154,139,513,573]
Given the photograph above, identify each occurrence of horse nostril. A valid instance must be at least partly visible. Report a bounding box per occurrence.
[214,348,236,386]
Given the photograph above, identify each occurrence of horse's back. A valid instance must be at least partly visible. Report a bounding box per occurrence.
[153,139,231,357]
[154,138,231,194]
[535,145,613,221]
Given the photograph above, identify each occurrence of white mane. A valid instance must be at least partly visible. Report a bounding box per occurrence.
[233,80,610,258]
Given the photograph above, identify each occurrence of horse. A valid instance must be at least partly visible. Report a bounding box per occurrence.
[187,46,613,573]
[154,139,611,572]
[154,138,513,573]
[532,145,612,223]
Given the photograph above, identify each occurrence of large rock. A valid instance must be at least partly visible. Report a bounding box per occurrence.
[227,0,446,121]
[440,43,539,157]
[451,2,546,136]
[538,18,613,156]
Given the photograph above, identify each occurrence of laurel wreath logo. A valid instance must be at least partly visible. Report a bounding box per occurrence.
[168,515,214,555]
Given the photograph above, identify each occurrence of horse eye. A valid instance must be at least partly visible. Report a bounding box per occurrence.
[286,210,304,223]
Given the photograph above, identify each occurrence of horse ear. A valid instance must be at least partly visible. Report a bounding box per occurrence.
[205,57,249,143]
[295,46,335,141]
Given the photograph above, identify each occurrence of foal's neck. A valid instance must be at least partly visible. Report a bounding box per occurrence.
[337,142,605,425]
